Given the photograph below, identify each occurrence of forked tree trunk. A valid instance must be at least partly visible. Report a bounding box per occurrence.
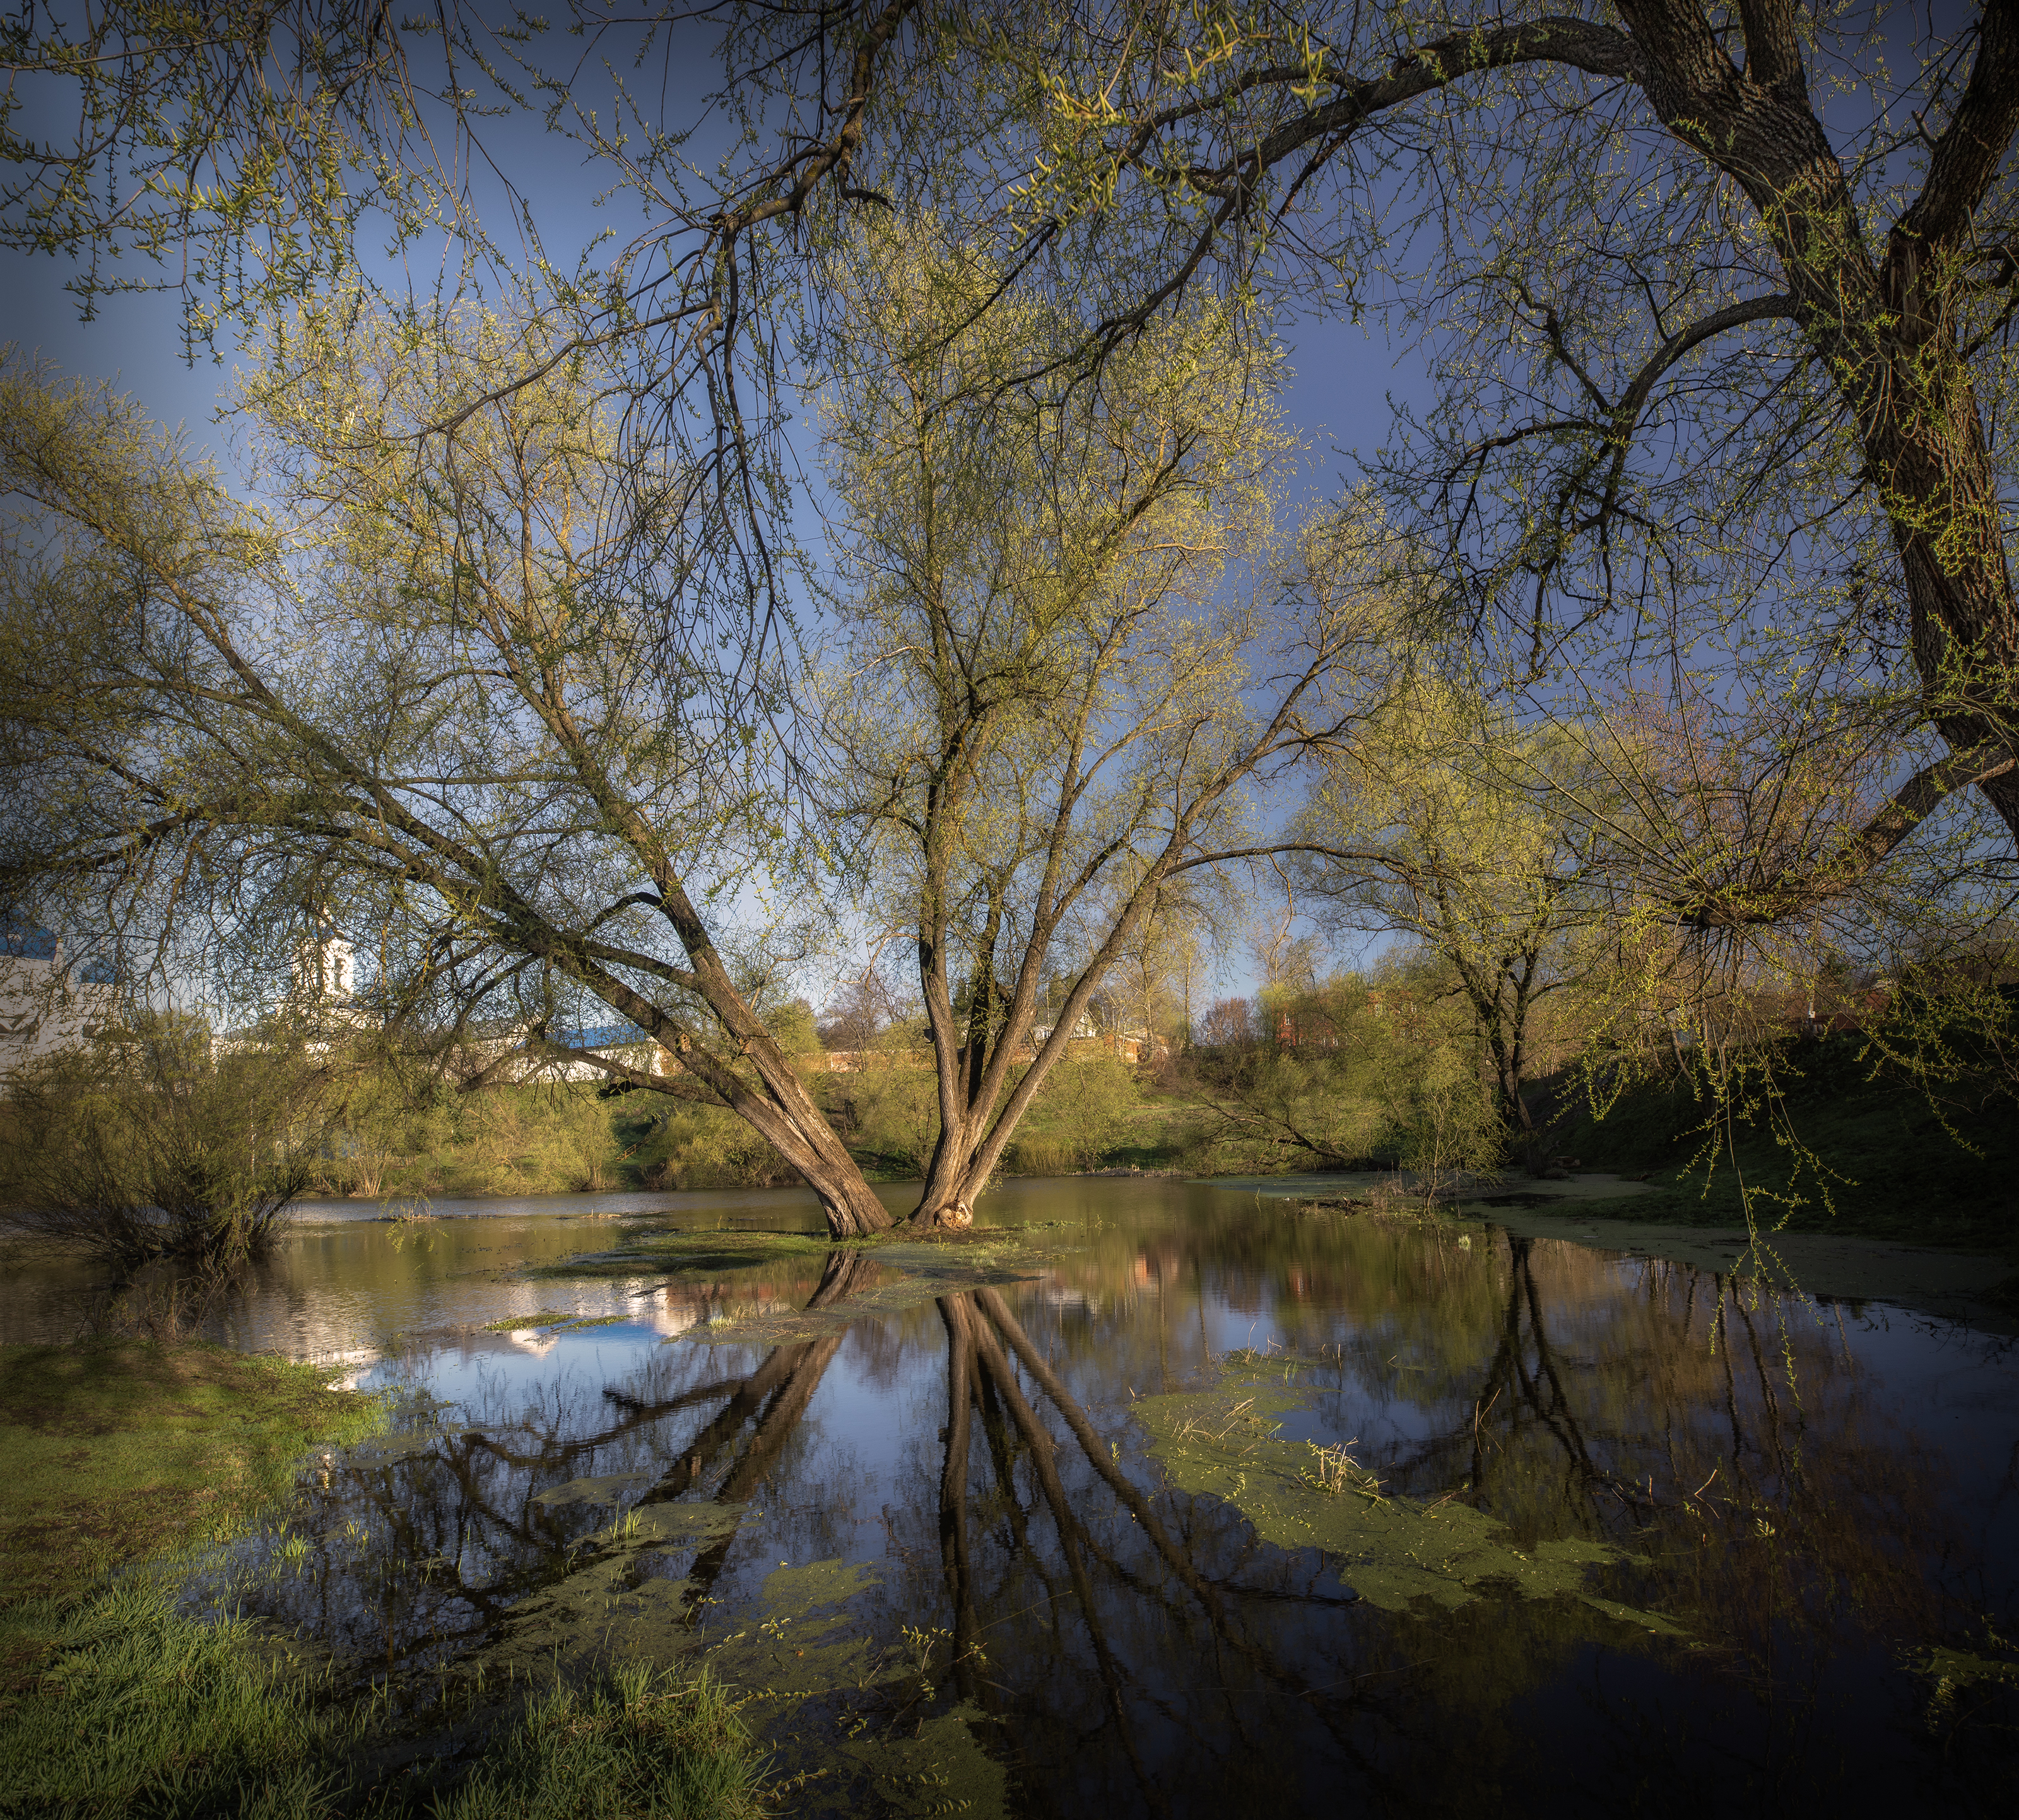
[908,1114,994,1231]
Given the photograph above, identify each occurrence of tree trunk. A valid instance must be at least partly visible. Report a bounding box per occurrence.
[1625,0,2019,841]
[907,1111,989,1231]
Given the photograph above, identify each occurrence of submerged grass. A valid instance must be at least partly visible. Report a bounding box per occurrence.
[530,1227,844,1282]
[0,1337,773,1819]
[0,1340,386,1607]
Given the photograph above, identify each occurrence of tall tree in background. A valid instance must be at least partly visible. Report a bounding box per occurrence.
[817,230,1383,1227]
[1293,680,1608,1173]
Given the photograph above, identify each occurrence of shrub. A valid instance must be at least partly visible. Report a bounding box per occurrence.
[627,1101,798,1191]
[0,1014,331,1268]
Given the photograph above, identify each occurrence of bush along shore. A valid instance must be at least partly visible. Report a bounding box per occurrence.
[0,1339,772,1820]
[1546,1031,2019,1258]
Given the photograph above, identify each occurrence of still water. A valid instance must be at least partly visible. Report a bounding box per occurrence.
[9,1177,2019,1814]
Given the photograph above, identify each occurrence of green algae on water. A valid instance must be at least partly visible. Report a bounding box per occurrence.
[480,1309,635,1333]
[839,1703,1008,1819]
[530,1471,657,1508]
[681,1243,1049,1347]
[471,1541,1008,1817]
[1133,1359,1684,1633]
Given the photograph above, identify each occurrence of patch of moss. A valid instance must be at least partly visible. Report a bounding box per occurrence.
[0,1339,386,1607]
[529,1223,1063,1347]
[531,1227,839,1282]
[1134,1359,1682,1632]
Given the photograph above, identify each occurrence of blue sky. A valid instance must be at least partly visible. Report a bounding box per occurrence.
[3,53,1433,1008]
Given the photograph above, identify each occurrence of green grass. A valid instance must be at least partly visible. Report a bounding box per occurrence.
[1559,1038,2019,1255]
[434,1661,767,1820]
[0,1340,772,1817]
[0,1585,766,1820]
[0,1580,339,1820]
[0,1340,386,1607]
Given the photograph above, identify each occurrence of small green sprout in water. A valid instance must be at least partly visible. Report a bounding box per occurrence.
[899,1622,955,1701]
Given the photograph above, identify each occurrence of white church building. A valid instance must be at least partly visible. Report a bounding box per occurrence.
[0,923,118,1072]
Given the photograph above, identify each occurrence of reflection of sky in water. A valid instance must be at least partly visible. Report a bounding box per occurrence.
[9,1179,2019,1815]
[362,1322,670,1408]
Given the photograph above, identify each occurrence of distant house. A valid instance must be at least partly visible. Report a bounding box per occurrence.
[0,921,117,1071]
[529,1021,669,1083]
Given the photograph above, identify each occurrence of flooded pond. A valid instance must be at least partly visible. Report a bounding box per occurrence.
[8,1176,2018,1814]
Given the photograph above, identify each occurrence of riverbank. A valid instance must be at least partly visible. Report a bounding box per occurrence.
[1481,1202,2019,1331]
[0,1339,387,1605]
[0,1339,770,1819]
[1553,1039,2019,1256]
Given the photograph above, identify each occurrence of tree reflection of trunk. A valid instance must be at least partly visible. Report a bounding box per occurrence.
[936,1298,982,1703]
[635,1248,879,1498]
[942,1292,1162,1807]
[316,1248,881,1675]
[932,1288,1391,1812]
[633,1248,882,1609]
[1451,1237,1825,1533]
[1459,1236,1650,1517]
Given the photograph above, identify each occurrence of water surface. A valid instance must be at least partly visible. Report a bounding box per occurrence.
[7,1177,2016,1815]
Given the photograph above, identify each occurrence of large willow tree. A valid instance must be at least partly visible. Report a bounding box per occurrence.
[816,231,1384,1227]
[0,322,900,1237]
[11,4,2017,920]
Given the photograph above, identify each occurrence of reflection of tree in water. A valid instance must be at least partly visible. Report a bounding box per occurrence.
[204,1250,880,1681]
[924,1289,1390,1814]
[206,1246,1399,1807]
[199,1225,2016,1815]
[1362,1232,1981,1702]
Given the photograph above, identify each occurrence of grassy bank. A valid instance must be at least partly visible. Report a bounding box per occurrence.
[1557,1037,2019,1255]
[0,1340,386,1606]
[0,1340,770,1819]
